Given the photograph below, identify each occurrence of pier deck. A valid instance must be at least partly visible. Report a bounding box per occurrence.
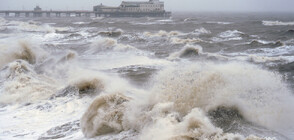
[0,10,171,17]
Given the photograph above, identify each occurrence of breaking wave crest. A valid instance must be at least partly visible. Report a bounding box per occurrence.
[81,93,130,138]
[0,60,58,104]
[71,77,105,95]
[81,62,294,139]
[87,38,137,53]
[150,62,294,135]
[169,45,203,59]
[7,20,71,33]
[0,41,47,69]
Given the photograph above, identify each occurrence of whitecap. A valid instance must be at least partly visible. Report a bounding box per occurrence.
[262,20,294,26]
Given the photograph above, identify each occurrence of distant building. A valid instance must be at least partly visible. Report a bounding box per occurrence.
[34,6,42,11]
[93,0,166,13]
[94,4,119,12]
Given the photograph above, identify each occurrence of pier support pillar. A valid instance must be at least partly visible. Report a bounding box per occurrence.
[33,13,42,17]
[25,13,30,17]
[85,13,90,17]
[76,13,81,17]
[5,12,9,17]
[46,13,50,17]
[15,12,20,17]
[66,13,70,17]
[56,13,61,17]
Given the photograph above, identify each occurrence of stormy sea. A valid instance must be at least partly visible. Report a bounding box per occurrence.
[0,12,294,140]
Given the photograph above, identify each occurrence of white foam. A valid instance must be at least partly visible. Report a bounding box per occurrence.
[212,30,244,42]
[87,37,137,53]
[5,20,71,34]
[263,20,294,26]
[246,45,294,56]
[170,37,203,44]
[80,61,292,139]
[0,96,93,139]
[149,62,294,136]
[143,30,182,37]
[219,30,243,38]
[207,21,233,25]
[0,40,48,68]
[0,17,7,26]
[212,36,242,42]
[72,22,90,25]
[193,27,211,35]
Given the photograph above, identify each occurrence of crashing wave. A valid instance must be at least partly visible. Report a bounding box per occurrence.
[150,62,294,135]
[81,62,292,139]
[262,21,294,26]
[81,93,130,138]
[0,41,47,69]
[6,20,70,33]
[87,37,137,53]
[71,77,104,94]
[168,45,203,59]
[0,60,58,104]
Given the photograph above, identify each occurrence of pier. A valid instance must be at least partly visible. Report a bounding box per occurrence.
[0,10,95,18]
[0,1,172,18]
[0,10,171,18]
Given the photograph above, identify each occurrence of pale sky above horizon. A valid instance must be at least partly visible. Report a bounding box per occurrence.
[0,0,294,12]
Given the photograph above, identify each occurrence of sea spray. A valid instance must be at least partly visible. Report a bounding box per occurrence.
[0,41,47,69]
[81,93,130,138]
[81,61,294,139]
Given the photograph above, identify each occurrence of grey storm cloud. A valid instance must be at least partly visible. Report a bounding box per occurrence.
[0,0,294,12]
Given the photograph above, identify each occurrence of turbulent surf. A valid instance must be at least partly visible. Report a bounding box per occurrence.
[0,12,294,140]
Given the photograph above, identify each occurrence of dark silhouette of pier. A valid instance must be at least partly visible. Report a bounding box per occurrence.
[0,5,171,18]
[0,10,171,17]
[0,10,95,17]
[0,10,171,18]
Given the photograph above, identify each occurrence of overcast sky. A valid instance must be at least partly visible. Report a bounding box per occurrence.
[0,0,294,12]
